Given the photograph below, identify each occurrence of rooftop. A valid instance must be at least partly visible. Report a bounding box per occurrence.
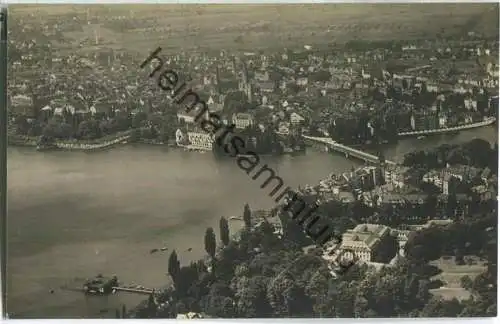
[342,223,391,249]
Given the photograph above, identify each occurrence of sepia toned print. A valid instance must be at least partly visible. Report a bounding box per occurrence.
[5,3,498,319]
[140,46,344,249]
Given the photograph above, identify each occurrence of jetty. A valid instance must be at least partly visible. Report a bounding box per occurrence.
[61,274,156,296]
[112,286,154,295]
[61,285,154,296]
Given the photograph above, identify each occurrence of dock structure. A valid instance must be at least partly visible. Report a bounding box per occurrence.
[112,286,154,295]
[61,275,156,296]
[302,135,397,166]
[61,285,155,296]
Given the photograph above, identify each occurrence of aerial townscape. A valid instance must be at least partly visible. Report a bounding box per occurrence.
[5,3,498,319]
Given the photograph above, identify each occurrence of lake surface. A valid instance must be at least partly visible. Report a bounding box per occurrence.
[6,126,497,318]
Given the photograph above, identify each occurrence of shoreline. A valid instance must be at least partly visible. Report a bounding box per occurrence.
[7,119,496,153]
[6,131,175,152]
[7,130,133,150]
[398,117,496,137]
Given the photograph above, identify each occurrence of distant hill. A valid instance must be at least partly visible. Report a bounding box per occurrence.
[9,3,499,54]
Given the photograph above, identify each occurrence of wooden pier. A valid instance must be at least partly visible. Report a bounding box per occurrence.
[112,286,154,295]
[60,284,155,296]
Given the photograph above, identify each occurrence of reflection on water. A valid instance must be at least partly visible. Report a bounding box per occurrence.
[7,126,496,318]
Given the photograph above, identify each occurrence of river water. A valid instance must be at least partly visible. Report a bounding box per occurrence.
[6,126,497,318]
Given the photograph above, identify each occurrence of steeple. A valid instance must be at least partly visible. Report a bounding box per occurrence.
[215,64,221,93]
[244,62,252,103]
[231,55,237,75]
[238,60,252,103]
[242,60,248,85]
[246,83,252,103]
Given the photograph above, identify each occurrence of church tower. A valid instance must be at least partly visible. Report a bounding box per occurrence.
[239,61,252,103]
[215,64,221,93]
[231,55,237,75]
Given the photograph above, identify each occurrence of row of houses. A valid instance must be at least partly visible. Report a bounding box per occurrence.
[423,165,493,195]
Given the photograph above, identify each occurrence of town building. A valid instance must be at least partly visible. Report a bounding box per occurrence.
[410,111,438,131]
[207,94,225,112]
[10,94,36,119]
[383,165,409,188]
[177,112,196,124]
[232,112,254,129]
[187,131,214,151]
[339,224,392,262]
[349,166,384,191]
[175,129,189,146]
[290,112,305,125]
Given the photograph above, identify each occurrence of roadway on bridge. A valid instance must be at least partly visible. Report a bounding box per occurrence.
[302,135,397,166]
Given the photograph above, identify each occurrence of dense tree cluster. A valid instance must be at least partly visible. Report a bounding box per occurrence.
[129,196,497,318]
[11,107,178,144]
[404,212,497,317]
[212,125,285,157]
[219,217,230,246]
[328,113,399,145]
[403,139,498,171]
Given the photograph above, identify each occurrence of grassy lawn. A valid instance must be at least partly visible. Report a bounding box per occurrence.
[430,287,473,301]
[429,256,486,301]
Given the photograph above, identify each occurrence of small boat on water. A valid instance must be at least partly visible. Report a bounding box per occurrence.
[160,247,168,252]
[417,136,426,140]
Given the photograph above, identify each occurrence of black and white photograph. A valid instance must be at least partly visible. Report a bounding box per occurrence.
[3,2,499,319]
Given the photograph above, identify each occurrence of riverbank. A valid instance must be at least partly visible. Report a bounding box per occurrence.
[8,118,497,153]
[398,117,496,137]
[7,131,182,152]
[8,130,134,151]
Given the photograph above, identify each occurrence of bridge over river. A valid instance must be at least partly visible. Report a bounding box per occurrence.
[302,135,397,166]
